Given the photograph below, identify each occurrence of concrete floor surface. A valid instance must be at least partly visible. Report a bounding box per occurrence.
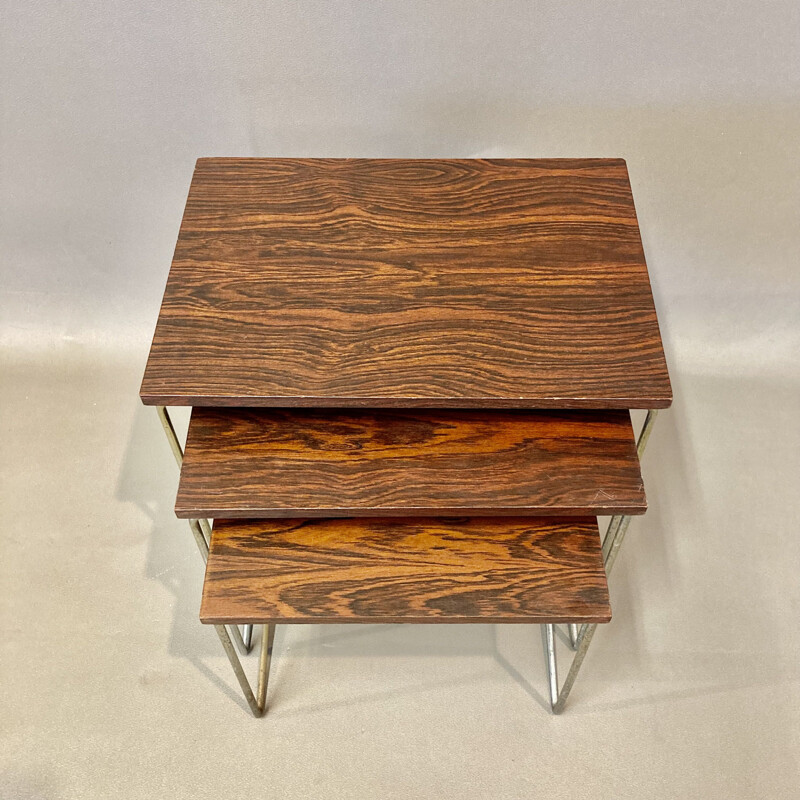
[1,347,798,798]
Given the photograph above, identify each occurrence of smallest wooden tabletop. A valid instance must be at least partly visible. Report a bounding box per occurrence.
[141,158,671,409]
[200,517,611,625]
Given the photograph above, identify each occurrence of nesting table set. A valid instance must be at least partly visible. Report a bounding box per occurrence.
[140,158,671,717]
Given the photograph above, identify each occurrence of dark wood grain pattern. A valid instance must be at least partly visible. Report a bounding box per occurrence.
[140,158,671,409]
[200,517,611,624]
[176,408,645,519]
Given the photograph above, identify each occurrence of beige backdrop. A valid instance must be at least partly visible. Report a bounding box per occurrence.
[2,3,799,798]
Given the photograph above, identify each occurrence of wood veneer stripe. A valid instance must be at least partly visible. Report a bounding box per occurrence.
[200,516,611,624]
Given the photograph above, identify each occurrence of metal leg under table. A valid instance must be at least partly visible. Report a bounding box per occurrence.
[214,623,276,717]
[155,406,254,656]
[544,409,659,713]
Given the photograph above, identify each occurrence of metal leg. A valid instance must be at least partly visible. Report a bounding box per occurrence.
[550,514,632,714]
[242,624,254,652]
[187,518,209,562]
[567,624,579,650]
[187,518,250,656]
[156,405,184,468]
[214,623,276,718]
[552,621,600,714]
[257,624,276,710]
[546,410,659,713]
[542,624,559,708]
[601,514,623,563]
[635,408,659,459]
[156,406,253,654]
[198,518,212,549]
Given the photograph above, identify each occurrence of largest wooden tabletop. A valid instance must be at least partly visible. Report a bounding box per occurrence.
[140,158,670,409]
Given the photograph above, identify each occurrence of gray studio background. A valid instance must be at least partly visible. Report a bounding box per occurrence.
[2,3,799,798]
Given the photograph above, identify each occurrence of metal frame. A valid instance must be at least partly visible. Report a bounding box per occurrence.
[214,622,276,717]
[544,409,659,714]
[155,404,659,717]
[156,406,255,659]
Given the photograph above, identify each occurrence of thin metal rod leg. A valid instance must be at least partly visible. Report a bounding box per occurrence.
[157,407,211,547]
[198,518,212,549]
[578,410,661,646]
[575,514,623,647]
[636,409,659,459]
[542,624,559,709]
[567,624,579,650]
[186,518,250,655]
[603,515,634,576]
[156,408,252,653]
[257,624,276,710]
[213,624,275,718]
[553,494,638,713]
[601,514,623,562]
[187,519,209,563]
[229,624,251,658]
[548,409,660,713]
[552,622,599,714]
[156,405,184,467]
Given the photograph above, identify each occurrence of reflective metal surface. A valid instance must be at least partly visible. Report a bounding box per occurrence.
[542,624,559,708]
[548,409,660,713]
[156,406,253,655]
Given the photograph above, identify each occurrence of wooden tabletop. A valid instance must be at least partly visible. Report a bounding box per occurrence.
[141,158,671,409]
[176,408,646,519]
[200,517,611,624]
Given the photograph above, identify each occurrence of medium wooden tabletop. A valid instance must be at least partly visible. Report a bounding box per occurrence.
[141,158,671,409]
[176,408,646,519]
[200,517,611,624]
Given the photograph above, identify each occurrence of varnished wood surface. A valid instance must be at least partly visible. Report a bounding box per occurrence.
[176,408,645,519]
[140,158,671,409]
[200,517,611,624]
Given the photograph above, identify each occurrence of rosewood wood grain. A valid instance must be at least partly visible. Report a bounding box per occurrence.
[140,158,671,409]
[175,408,646,519]
[200,517,611,624]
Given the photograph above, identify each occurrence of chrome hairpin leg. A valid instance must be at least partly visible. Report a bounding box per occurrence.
[542,624,559,708]
[156,405,185,468]
[214,623,276,717]
[567,624,580,650]
[543,410,659,713]
[634,408,659,461]
[601,514,623,563]
[156,406,254,654]
[187,519,251,656]
[241,624,253,652]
